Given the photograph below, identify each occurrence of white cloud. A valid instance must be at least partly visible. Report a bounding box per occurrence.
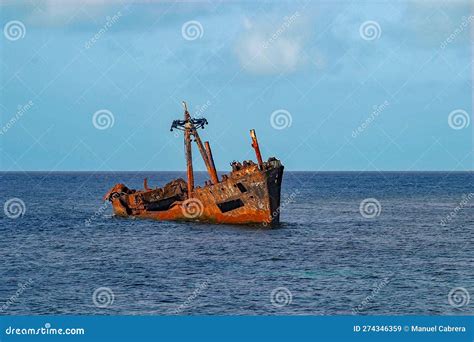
[235,33,303,74]
[21,0,117,26]
[235,14,308,75]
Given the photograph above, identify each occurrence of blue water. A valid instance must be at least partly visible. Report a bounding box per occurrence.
[0,171,473,315]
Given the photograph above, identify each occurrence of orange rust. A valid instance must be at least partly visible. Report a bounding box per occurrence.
[250,129,263,170]
[143,178,151,191]
[105,102,284,226]
[204,141,218,184]
[192,128,219,185]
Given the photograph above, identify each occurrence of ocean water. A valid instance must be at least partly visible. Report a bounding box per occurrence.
[0,171,473,315]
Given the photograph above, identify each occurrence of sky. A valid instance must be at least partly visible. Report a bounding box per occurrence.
[0,0,472,172]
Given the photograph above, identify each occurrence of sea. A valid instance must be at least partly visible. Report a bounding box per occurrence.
[0,171,473,315]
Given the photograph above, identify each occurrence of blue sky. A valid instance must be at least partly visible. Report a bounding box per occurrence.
[0,0,472,171]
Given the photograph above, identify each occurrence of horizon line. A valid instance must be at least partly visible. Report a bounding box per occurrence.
[0,170,472,173]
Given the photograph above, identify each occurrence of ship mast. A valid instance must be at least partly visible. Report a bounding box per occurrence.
[183,102,194,196]
[170,101,219,198]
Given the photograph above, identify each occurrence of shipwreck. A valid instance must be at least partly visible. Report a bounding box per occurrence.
[104,102,284,225]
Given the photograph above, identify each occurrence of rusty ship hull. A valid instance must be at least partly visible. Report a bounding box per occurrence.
[104,102,284,226]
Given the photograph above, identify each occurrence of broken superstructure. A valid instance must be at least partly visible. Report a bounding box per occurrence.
[104,102,284,225]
